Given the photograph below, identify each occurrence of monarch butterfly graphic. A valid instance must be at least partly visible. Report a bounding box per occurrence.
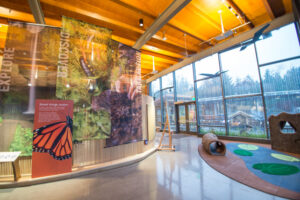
[33,116,73,160]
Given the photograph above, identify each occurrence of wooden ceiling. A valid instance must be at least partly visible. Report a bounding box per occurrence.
[0,0,293,79]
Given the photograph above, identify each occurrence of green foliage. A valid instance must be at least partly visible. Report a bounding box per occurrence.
[2,91,27,105]
[229,131,267,139]
[72,107,111,141]
[0,116,2,123]
[200,128,226,136]
[9,124,33,156]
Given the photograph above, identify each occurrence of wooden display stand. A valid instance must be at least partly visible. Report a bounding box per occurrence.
[0,152,21,181]
[158,103,175,151]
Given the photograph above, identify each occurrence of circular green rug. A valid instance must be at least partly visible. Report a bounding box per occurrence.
[234,149,253,156]
[238,144,258,151]
[271,153,300,162]
[253,163,300,175]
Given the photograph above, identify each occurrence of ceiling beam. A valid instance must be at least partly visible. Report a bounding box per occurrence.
[141,61,169,70]
[262,0,275,19]
[110,0,206,43]
[133,0,192,50]
[262,0,285,18]
[225,0,254,29]
[141,50,182,63]
[28,0,45,24]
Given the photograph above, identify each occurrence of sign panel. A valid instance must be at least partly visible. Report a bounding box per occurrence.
[32,99,73,178]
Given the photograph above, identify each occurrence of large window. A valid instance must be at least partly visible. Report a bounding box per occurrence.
[149,22,299,140]
[256,23,300,65]
[161,73,173,89]
[197,79,225,128]
[175,64,194,101]
[195,55,225,135]
[153,90,162,128]
[195,54,219,80]
[220,44,261,97]
[226,97,266,138]
[149,73,176,130]
[257,23,300,133]
[261,59,300,117]
[151,78,160,96]
[162,88,175,131]
[151,78,162,128]
[220,44,267,138]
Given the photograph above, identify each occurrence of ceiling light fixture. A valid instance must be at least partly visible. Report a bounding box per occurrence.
[162,31,167,40]
[139,18,144,27]
[184,33,188,57]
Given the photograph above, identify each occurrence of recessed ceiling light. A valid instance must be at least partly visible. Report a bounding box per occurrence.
[139,18,144,27]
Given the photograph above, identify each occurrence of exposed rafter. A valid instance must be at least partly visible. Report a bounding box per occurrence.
[110,0,206,43]
[133,0,192,50]
[262,0,275,19]
[141,50,182,63]
[225,0,254,29]
[262,0,285,18]
[28,0,45,24]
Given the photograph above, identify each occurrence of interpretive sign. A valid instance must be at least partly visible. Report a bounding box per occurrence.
[32,99,73,178]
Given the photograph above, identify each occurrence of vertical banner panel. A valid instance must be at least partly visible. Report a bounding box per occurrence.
[57,16,112,141]
[104,43,142,147]
[0,22,60,155]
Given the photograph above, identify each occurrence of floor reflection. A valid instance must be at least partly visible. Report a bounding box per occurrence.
[0,134,287,200]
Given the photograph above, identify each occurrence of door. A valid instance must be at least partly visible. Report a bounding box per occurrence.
[176,102,197,133]
[178,105,186,132]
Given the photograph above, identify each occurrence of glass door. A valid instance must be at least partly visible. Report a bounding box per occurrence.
[188,104,197,132]
[178,105,186,132]
[176,102,197,133]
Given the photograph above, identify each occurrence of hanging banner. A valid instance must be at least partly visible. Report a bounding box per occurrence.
[0,22,60,154]
[32,99,73,178]
[56,16,112,141]
[92,42,143,147]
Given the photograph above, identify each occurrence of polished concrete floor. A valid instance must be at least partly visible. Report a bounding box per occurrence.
[0,134,286,200]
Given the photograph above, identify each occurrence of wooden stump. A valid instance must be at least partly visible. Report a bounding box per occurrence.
[202,133,226,156]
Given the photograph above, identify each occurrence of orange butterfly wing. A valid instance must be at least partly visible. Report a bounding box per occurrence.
[33,117,73,160]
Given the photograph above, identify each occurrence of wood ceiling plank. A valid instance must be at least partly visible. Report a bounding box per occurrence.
[263,0,285,18]
[111,0,206,43]
[41,0,198,55]
[227,0,254,28]
[141,50,182,63]
[133,0,192,50]
[141,56,176,65]
[0,0,196,57]
[262,0,275,19]
[187,4,222,32]
[283,0,292,13]
[141,60,170,69]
